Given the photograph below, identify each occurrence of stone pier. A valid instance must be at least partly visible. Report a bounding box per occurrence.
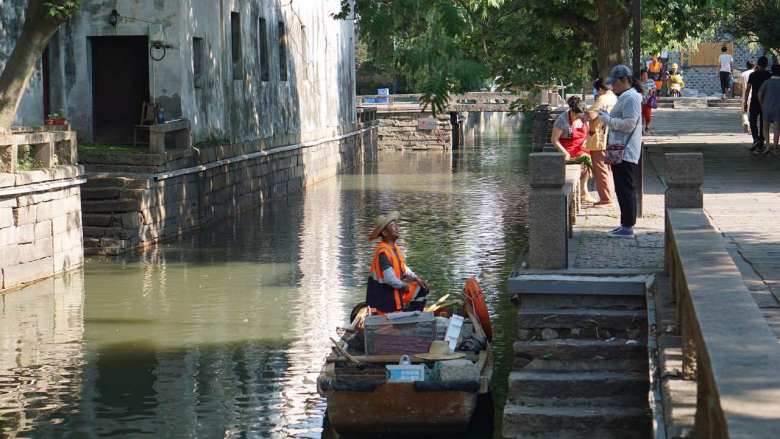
[0,130,84,291]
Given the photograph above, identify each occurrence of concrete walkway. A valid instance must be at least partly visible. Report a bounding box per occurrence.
[573,107,780,337]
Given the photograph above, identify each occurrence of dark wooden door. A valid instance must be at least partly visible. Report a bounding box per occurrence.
[91,36,149,144]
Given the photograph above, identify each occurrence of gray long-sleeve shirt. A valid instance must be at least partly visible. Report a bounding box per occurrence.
[607,88,643,164]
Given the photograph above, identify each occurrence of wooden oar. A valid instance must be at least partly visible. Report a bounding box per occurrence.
[329,337,365,367]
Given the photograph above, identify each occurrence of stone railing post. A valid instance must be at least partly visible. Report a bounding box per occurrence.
[665,152,703,210]
[664,153,704,379]
[664,152,703,276]
[528,152,567,269]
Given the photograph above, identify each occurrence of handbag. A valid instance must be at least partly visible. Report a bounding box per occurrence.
[605,117,641,166]
[647,94,658,109]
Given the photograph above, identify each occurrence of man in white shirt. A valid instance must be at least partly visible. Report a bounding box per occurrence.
[718,46,734,99]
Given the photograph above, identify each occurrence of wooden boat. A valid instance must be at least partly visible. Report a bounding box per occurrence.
[317,304,493,434]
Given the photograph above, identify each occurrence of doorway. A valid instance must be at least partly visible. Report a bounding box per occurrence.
[90,36,149,144]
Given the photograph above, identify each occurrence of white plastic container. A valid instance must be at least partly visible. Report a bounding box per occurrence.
[444,314,464,351]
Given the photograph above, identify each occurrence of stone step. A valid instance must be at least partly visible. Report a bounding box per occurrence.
[707,101,741,108]
[81,187,123,200]
[516,293,646,310]
[509,277,647,310]
[514,338,645,364]
[502,404,652,439]
[81,199,140,213]
[85,176,151,190]
[521,357,648,373]
[517,308,646,330]
[507,370,648,406]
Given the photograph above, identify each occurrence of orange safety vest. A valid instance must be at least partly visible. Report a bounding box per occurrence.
[370,241,417,312]
[648,60,663,90]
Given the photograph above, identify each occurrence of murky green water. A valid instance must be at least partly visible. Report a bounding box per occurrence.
[0,119,530,438]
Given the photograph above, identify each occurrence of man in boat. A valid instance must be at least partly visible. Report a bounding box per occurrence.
[366,211,429,314]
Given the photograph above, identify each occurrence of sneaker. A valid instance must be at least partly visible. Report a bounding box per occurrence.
[608,226,622,233]
[760,146,770,155]
[608,227,635,238]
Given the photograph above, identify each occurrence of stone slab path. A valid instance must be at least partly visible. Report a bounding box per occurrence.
[573,107,780,337]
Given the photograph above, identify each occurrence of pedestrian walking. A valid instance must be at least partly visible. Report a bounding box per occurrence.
[551,96,597,203]
[586,78,618,206]
[741,60,756,132]
[598,65,643,238]
[647,54,664,92]
[640,69,656,134]
[718,46,734,99]
[744,56,772,153]
[757,64,780,154]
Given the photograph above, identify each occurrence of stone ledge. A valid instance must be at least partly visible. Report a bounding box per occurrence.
[666,208,780,437]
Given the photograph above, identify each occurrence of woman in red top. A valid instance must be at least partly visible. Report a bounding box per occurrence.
[551,96,596,203]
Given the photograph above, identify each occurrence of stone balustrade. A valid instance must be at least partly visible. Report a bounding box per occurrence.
[527,152,580,269]
[0,129,84,291]
[357,92,526,113]
[0,129,78,172]
[664,153,780,437]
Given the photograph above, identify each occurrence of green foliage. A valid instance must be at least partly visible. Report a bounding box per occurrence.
[725,0,780,53]
[336,0,496,113]
[339,0,732,110]
[16,145,45,171]
[43,1,80,19]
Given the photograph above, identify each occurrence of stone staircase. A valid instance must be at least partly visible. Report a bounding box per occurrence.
[80,176,151,254]
[503,277,653,439]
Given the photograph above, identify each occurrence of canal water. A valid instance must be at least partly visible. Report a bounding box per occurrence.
[0,115,530,438]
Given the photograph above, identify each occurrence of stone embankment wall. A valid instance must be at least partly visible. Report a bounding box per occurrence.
[80,124,377,255]
[1,131,84,291]
[376,111,453,150]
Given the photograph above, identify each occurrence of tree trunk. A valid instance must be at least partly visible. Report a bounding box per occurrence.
[0,0,63,131]
[594,0,632,79]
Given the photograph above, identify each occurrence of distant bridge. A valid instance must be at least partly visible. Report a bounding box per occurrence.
[356,92,528,113]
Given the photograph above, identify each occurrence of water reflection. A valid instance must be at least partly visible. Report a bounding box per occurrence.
[0,126,530,438]
[0,273,85,437]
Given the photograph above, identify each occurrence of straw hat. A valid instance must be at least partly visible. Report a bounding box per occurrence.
[413,340,465,361]
[367,211,399,241]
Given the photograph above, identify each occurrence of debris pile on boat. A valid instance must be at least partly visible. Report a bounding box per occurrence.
[317,277,494,434]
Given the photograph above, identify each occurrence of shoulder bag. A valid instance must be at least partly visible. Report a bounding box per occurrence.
[647,94,658,109]
[605,115,641,166]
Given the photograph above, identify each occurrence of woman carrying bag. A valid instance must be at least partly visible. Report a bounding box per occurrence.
[595,65,644,238]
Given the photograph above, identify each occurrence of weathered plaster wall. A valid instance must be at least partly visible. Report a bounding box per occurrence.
[1,0,356,144]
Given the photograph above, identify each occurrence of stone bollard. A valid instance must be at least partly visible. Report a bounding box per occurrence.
[665,153,703,209]
[528,152,568,269]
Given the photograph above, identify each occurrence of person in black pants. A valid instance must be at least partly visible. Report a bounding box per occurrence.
[596,64,644,238]
[611,161,638,229]
[744,56,772,152]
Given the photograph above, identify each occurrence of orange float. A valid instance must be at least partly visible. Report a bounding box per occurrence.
[463,277,492,341]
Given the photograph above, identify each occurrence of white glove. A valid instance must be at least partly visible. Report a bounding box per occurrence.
[598,110,612,125]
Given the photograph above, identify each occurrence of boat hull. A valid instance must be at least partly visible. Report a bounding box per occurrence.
[325,383,477,433]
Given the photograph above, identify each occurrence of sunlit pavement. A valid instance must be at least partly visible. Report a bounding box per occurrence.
[647,108,780,335]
